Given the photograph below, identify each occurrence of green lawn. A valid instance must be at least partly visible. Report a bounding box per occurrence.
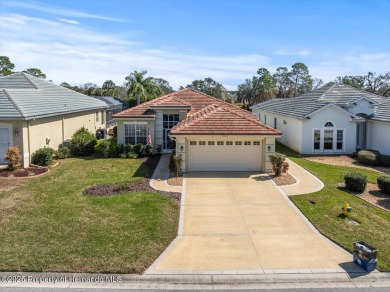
[276,142,390,271]
[0,158,179,274]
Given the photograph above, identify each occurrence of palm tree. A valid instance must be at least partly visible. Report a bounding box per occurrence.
[125,70,162,105]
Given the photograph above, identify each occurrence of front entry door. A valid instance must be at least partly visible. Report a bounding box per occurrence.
[163,129,175,150]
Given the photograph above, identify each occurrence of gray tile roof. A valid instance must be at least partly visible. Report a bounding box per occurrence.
[251,83,390,122]
[0,73,107,120]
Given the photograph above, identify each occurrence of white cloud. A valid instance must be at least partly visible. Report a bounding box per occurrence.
[3,0,125,22]
[57,18,80,25]
[0,13,271,90]
[0,11,388,91]
[274,49,311,56]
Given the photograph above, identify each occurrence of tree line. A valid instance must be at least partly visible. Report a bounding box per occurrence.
[1,56,389,109]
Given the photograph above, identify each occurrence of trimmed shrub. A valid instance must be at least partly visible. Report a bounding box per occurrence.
[109,142,123,158]
[169,153,176,173]
[94,140,111,158]
[358,150,380,166]
[344,172,368,193]
[379,155,390,167]
[282,161,289,173]
[124,144,133,154]
[133,143,144,155]
[127,152,138,159]
[168,153,182,176]
[4,146,22,170]
[377,176,390,195]
[54,146,71,159]
[70,127,97,156]
[32,147,55,167]
[145,144,153,156]
[270,152,286,176]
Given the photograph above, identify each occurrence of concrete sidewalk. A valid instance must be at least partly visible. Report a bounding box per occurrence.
[150,154,182,193]
[281,158,324,196]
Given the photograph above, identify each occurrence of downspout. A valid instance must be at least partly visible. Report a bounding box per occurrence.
[27,120,31,166]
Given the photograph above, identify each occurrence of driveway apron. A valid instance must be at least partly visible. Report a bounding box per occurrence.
[150,172,354,273]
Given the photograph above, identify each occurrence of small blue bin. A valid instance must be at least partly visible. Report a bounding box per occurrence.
[353,252,377,272]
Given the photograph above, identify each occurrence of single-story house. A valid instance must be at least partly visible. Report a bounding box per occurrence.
[0,73,108,167]
[113,88,281,172]
[251,83,390,155]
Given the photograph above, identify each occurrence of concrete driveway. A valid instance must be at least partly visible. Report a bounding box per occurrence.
[148,172,354,273]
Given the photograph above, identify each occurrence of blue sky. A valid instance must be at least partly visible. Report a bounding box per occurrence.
[0,0,389,90]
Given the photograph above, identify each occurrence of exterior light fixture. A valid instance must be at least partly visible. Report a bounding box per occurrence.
[14,128,19,137]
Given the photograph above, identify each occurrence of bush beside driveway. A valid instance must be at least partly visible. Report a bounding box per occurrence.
[277,142,390,272]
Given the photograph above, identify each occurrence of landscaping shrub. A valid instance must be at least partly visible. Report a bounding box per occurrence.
[145,144,153,156]
[133,143,144,155]
[70,127,97,156]
[4,146,22,170]
[94,140,111,158]
[270,152,286,176]
[282,161,289,173]
[109,141,123,158]
[127,152,138,159]
[377,176,390,195]
[344,172,368,193]
[32,147,55,167]
[169,153,176,173]
[168,153,183,176]
[358,150,380,166]
[54,146,71,159]
[124,144,133,154]
[379,155,390,167]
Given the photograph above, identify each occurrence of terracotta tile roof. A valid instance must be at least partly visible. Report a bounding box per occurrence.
[170,104,281,136]
[113,88,225,118]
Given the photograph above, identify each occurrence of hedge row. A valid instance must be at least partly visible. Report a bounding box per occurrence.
[358,150,390,167]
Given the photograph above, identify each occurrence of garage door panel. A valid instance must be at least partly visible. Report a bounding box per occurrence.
[188,141,262,172]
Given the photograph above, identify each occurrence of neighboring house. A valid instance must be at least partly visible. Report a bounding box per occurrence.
[113,88,281,172]
[0,73,108,167]
[251,83,390,155]
[95,96,127,128]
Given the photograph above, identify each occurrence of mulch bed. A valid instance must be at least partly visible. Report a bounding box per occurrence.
[167,173,183,186]
[304,155,390,174]
[83,178,181,201]
[269,172,297,186]
[0,167,48,178]
[338,182,390,212]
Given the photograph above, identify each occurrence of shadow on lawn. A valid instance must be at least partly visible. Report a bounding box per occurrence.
[133,154,161,178]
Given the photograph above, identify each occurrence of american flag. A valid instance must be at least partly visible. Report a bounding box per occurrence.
[147,129,152,145]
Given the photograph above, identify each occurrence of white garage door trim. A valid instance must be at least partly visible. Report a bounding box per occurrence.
[188,139,262,172]
[0,123,13,164]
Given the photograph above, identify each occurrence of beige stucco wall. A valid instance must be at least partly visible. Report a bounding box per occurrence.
[1,109,105,167]
[116,119,155,148]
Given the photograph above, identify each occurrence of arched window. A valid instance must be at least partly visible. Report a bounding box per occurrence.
[324,122,334,127]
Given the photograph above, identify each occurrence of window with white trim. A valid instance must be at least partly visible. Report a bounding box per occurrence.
[125,124,147,145]
[217,141,224,145]
[337,130,344,150]
[226,141,233,145]
[208,141,215,145]
[253,141,260,146]
[313,130,321,150]
[244,141,251,145]
[190,141,196,145]
[235,141,242,145]
[199,141,206,145]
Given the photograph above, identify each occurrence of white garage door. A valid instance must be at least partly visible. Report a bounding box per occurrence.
[188,140,262,171]
[0,128,10,164]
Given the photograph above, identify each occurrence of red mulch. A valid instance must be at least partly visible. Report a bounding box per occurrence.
[0,167,48,177]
